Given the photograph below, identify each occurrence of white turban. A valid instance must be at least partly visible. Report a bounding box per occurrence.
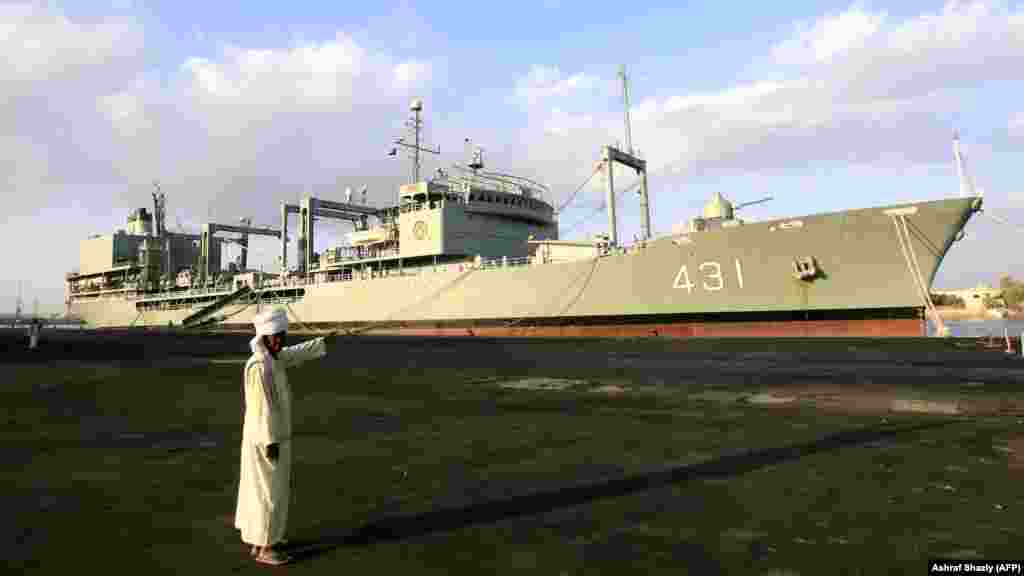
[253,307,288,336]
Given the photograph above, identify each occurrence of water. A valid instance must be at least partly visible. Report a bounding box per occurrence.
[927,318,1024,338]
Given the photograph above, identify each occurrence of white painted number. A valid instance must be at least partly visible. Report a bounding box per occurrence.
[672,259,747,292]
[699,262,723,291]
[673,265,695,293]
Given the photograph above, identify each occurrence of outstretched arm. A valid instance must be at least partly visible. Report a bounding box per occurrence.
[277,333,333,368]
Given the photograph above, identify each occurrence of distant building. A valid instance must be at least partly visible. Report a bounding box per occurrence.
[931,283,1003,312]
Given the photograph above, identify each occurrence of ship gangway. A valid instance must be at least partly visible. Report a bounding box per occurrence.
[180,285,252,328]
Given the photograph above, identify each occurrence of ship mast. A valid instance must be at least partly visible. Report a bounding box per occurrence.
[152,181,170,289]
[391,99,440,185]
[952,131,976,198]
[618,65,634,156]
[151,181,166,238]
[614,65,651,241]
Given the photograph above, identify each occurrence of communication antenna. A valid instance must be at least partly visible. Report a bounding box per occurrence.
[389,99,440,183]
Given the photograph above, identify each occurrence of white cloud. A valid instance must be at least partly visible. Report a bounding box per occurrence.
[96,32,448,227]
[179,35,371,108]
[0,4,140,88]
[0,4,444,310]
[393,60,432,91]
[512,0,1024,200]
[771,4,886,66]
[1012,111,1024,131]
[515,65,599,105]
[1,4,144,222]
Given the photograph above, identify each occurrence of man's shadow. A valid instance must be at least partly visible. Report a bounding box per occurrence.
[285,419,955,562]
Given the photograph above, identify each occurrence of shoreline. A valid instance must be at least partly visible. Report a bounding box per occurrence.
[935,307,1023,321]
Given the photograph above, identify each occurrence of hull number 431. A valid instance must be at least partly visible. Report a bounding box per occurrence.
[673,260,744,292]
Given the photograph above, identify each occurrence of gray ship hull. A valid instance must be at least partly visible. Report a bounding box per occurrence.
[70,196,979,337]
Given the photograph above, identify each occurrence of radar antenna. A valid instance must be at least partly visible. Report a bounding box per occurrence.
[465,138,485,172]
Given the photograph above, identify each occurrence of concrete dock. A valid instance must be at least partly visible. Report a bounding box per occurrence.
[4,330,1023,573]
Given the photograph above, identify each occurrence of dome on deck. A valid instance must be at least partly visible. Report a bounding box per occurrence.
[703,192,734,220]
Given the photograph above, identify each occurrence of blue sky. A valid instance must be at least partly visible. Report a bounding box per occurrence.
[4,1,1024,313]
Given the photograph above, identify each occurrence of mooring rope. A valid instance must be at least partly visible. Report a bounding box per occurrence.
[283,299,336,336]
[501,255,603,330]
[891,214,946,336]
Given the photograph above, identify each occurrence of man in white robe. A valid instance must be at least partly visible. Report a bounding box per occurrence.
[234,307,334,565]
[27,320,41,350]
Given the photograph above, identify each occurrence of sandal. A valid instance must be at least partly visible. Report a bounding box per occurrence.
[255,547,292,566]
[248,539,290,558]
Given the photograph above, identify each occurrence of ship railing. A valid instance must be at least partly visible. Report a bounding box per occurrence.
[324,247,401,264]
[259,256,541,290]
[69,289,142,302]
[531,256,604,265]
[400,203,432,214]
[258,294,305,305]
[476,256,532,270]
[448,168,551,199]
[134,285,235,303]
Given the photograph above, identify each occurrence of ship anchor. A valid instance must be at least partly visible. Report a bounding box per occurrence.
[793,256,820,281]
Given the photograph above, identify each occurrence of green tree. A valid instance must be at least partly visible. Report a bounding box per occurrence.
[999,275,1024,309]
[930,293,965,308]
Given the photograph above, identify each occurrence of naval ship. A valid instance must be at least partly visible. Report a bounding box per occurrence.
[65,99,983,337]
